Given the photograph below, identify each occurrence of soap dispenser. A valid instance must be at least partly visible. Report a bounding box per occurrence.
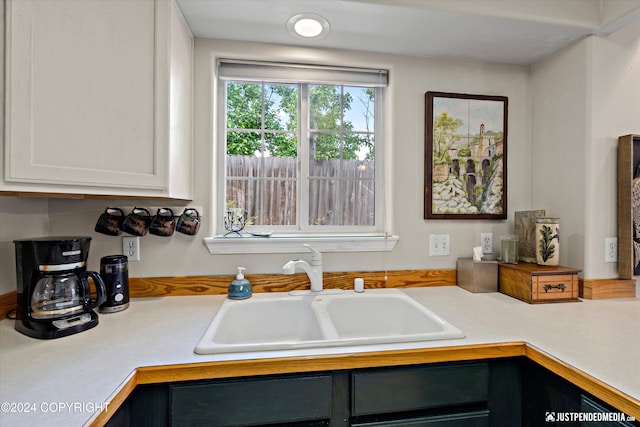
[228,267,252,299]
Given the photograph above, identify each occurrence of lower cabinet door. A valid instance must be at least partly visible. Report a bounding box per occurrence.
[351,363,489,416]
[580,395,636,427]
[170,374,332,427]
[351,409,490,427]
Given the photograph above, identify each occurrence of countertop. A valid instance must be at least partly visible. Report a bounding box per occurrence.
[0,286,639,426]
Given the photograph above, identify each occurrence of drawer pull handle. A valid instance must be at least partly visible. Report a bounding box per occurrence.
[543,284,566,292]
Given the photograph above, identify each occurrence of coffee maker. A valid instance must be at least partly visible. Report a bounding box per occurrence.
[14,237,106,339]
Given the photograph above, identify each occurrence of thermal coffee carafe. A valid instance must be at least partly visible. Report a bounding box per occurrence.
[14,237,106,339]
[99,255,130,313]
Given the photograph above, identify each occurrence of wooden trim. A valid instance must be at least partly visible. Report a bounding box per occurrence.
[525,344,640,419]
[0,291,17,320]
[91,370,138,426]
[0,270,456,319]
[135,342,523,384]
[86,342,640,427]
[579,278,636,299]
[128,269,457,298]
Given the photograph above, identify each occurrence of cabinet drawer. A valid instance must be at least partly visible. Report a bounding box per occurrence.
[351,410,490,427]
[351,363,489,416]
[533,274,578,301]
[170,374,332,426]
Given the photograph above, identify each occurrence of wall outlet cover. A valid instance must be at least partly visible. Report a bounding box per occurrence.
[481,233,493,254]
[122,236,141,262]
[605,237,617,263]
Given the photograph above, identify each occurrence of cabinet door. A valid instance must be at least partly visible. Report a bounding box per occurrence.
[580,396,636,427]
[4,0,169,193]
[351,410,490,426]
[170,374,333,427]
[351,363,489,416]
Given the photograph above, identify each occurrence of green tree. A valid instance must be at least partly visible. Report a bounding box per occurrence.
[225,82,373,160]
[433,112,463,164]
[226,83,297,157]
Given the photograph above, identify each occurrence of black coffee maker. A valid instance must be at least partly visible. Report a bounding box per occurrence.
[14,237,106,339]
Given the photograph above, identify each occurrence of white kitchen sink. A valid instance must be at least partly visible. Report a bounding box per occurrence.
[194,289,464,354]
[316,291,464,344]
[194,294,329,353]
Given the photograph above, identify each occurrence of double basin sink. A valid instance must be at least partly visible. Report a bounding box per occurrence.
[195,289,464,354]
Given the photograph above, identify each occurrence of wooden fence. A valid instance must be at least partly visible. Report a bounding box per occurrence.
[226,155,375,226]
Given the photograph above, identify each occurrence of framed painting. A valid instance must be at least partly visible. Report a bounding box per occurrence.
[424,91,508,220]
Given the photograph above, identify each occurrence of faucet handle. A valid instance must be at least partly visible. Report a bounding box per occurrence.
[303,244,322,266]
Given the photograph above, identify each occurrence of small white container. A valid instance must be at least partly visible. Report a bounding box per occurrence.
[354,278,364,293]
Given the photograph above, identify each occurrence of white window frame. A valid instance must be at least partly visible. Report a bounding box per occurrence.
[205,60,398,255]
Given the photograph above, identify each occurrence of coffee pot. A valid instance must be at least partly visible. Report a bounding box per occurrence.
[31,271,105,320]
[14,237,106,339]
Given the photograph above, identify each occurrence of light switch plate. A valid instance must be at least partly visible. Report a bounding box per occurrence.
[429,234,450,256]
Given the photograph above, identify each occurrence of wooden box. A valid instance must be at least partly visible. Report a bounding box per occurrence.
[498,262,581,304]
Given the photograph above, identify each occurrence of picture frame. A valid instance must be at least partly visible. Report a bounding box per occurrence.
[424,91,508,220]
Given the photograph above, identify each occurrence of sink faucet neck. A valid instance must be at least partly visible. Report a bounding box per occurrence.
[282,245,324,292]
[303,244,322,266]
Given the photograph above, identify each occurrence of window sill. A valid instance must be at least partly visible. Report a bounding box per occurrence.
[204,233,399,255]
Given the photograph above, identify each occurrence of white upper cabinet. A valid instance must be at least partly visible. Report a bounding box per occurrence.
[2,0,193,199]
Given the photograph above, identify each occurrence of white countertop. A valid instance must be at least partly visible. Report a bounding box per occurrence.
[1,286,638,426]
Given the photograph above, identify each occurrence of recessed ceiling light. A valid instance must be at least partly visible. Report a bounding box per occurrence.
[287,13,330,40]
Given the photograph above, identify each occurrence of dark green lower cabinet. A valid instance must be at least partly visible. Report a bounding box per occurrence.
[581,396,636,427]
[350,410,490,427]
[106,358,635,427]
[171,374,332,427]
[521,359,639,427]
[351,363,489,416]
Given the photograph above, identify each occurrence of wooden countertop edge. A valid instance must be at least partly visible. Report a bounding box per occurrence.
[524,344,640,419]
[85,341,640,426]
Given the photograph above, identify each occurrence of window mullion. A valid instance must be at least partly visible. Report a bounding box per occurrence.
[299,84,310,229]
[374,87,384,231]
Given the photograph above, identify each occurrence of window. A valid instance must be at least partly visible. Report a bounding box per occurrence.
[217,60,388,236]
[207,60,397,254]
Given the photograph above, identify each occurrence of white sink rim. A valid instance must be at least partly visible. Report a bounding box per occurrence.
[194,289,465,355]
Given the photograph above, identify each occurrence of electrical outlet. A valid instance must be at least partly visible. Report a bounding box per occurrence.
[429,234,450,256]
[605,237,618,262]
[122,236,141,262]
[480,233,493,254]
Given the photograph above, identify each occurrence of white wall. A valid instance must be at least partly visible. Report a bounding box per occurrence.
[0,198,49,294]
[531,38,589,273]
[531,19,640,278]
[588,19,640,279]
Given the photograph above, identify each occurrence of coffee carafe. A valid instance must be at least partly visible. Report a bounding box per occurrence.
[14,237,106,339]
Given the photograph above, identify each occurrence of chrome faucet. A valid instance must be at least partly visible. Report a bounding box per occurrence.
[282,244,323,292]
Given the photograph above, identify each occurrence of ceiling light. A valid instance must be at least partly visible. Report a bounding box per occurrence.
[287,13,330,40]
